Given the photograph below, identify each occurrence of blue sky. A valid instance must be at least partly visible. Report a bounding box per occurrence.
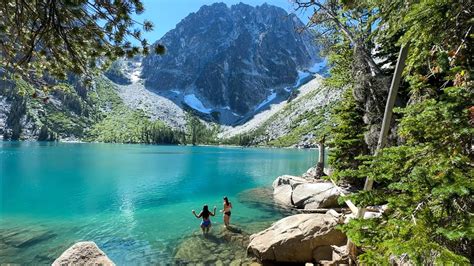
[133,0,309,43]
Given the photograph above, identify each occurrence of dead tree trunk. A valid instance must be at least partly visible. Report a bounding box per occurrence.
[315,135,326,178]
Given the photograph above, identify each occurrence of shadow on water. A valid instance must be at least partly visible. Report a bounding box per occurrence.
[225,225,243,234]
[237,187,294,217]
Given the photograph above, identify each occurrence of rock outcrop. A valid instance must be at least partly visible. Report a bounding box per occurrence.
[272,175,342,209]
[247,213,347,263]
[52,241,115,266]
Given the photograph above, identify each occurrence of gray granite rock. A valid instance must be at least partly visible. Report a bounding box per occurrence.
[52,241,115,266]
[272,175,343,209]
[247,213,347,263]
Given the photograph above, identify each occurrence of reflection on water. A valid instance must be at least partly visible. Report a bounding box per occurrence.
[0,142,317,264]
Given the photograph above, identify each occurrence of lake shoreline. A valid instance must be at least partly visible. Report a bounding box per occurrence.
[0,139,317,150]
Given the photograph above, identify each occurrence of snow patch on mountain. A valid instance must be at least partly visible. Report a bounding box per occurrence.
[255,90,277,111]
[130,62,142,83]
[309,59,327,73]
[220,74,343,143]
[141,2,321,116]
[220,75,325,138]
[295,71,312,88]
[184,94,212,114]
[113,63,187,130]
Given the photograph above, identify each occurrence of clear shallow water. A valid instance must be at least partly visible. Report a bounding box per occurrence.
[0,142,317,264]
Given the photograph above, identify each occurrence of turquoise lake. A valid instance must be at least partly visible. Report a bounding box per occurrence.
[0,142,317,264]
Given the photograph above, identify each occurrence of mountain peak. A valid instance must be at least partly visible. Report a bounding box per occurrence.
[199,2,228,11]
[141,3,321,124]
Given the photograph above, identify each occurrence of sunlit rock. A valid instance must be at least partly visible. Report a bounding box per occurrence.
[272,175,343,209]
[247,213,347,263]
[52,241,115,266]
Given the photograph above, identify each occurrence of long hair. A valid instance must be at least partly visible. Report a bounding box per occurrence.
[202,205,210,218]
[224,196,230,206]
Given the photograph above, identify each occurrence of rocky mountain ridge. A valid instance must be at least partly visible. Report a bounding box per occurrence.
[141,2,324,124]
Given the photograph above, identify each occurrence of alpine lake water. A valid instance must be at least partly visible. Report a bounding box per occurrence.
[0,142,318,264]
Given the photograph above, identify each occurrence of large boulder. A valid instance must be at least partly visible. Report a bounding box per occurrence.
[247,213,347,263]
[52,241,115,266]
[292,183,340,209]
[302,166,318,179]
[272,175,307,188]
[273,185,293,206]
[273,175,308,207]
[272,175,342,209]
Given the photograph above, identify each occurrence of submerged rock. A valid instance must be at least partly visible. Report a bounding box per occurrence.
[1,227,57,248]
[237,187,280,211]
[52,241,115,266]
[174,226,258,265]
[247,213,347,263]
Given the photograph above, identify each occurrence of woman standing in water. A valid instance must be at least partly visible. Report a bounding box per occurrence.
[192,205,216,235]
[221,196,232,228]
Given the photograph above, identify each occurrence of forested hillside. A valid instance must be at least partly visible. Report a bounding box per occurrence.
[0,77,199,144]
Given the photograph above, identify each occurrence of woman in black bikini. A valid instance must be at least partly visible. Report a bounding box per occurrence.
[192,205,216,235]
[221,196,232,228]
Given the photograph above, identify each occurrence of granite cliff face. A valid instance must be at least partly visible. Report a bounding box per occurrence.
[141,3,321,118]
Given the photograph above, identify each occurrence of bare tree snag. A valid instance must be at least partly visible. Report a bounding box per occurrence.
[315,135,326,178]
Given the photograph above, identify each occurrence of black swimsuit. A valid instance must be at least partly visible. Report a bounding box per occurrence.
[224,202,231,216]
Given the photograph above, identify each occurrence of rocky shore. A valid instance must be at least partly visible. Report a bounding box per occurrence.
[245,167,386,264]
[245,167,354,264]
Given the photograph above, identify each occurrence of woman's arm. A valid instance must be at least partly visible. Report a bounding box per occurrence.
[210,206,217,216]
[192,210,201,218]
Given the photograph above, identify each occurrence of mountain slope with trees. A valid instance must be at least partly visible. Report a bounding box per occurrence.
[293,0,473,263]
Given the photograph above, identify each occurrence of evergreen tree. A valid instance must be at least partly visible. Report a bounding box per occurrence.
[0,0,165,93]
[327,89,368,186]
[302,0,472,263]
[185,113,218,145]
